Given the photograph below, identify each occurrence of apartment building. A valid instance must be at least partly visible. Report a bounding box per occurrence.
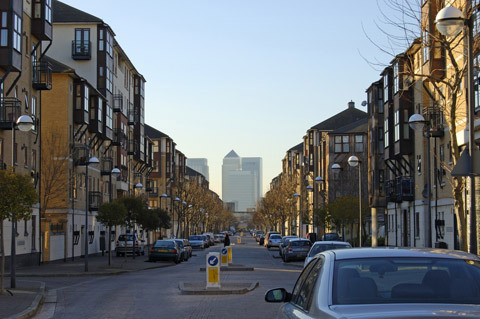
[0,0,52,268]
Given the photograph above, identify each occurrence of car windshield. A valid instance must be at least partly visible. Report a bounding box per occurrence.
[270,235,281,239]
[308,243,350,256]
[189,236,202,241]
[174,240,184,248]
[332,257,480,305]
[290,240,310,247]
[154,241,174,248]
[118,235,134,241]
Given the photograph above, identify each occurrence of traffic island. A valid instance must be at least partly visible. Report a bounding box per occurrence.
[178,281,259,295]
[199,264,254,271]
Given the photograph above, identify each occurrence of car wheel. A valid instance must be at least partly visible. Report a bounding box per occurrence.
[174,256,181,264]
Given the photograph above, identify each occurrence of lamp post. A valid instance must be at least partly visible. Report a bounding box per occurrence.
[315,176,326,240]
[435,5,477,253]
[306,184,313,235]
[132,182,143,259]
[348,156,362,247]
[409,113,433,248]
[107,168,120,266]
[10,115,34,289]
[174,197,180,238]
[84,156,99,272]
[331,163,344,240]
[293,193,300,236]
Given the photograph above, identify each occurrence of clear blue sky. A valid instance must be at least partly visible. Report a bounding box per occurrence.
[60,0,398,198]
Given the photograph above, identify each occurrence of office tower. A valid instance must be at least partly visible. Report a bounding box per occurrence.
[222,150,262,212]
[186,158,209,181]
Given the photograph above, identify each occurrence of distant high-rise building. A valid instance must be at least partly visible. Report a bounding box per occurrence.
[186,158,209,181]
[222,150,262,212]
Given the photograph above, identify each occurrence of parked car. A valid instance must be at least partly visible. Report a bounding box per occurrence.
[115,234,145,256]
[304,241,351,267]
[203,232,215,246]
[266,248,480,318]
[321,232,341,241]
[264,231,281,247]
[188,235,205,250]
[282,238,311,262]
[265,233,282,249]
[148,240,182,263]
[279,235,299,258]
[201,235,211,247]
[214,234,224,243]
[172,239,191,261]
[258,234,265,246]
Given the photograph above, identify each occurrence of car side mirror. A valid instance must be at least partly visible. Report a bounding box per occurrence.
[265,288,291,303]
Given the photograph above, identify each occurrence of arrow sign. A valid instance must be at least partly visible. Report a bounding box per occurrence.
[222,248,227,255]
[208,255,218,266]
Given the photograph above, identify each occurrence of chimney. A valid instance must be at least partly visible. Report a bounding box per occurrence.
[348,100,355,109]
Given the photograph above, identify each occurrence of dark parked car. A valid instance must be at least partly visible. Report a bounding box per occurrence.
[258,234,265,246]
[173,239,192,261]
[148,240,182,263]
[188,235,205,250]
[282,238,311,262]
[304,241,351,267]
[322,232,341,241]
[279,235,299,258]
[115,234,145,256]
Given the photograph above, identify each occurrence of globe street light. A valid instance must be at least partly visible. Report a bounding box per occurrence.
[348,155,362,247]
[85,156,99,272]
[10,115,34,288]
[436,5,477,253]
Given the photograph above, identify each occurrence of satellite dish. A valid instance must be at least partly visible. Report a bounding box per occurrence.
[361,101,367,107]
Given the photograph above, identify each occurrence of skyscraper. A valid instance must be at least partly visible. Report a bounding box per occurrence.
[222,150,262,212]
[186,158,209,181]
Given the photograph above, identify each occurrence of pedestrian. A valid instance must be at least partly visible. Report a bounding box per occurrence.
[224,233,230,247]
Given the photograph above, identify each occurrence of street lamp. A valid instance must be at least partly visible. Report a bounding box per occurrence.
[315,176,326,239]
[84,156,99,272]
[10,115,34,289]
[293,193,300,236]
[436,5,477,253]
[331,163,344,240]
[409,113,432,248]
[348,155,362,247]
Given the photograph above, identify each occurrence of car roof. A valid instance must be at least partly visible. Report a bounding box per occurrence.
[313,241,349,245]
[328,247,480,260]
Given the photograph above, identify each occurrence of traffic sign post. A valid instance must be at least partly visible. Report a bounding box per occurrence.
[221,247,228,266]
[237,236,241,244]
[206,252,220,288]
[227,246,232,265]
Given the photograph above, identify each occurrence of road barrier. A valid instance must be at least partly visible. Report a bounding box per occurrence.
[227,246,232,265]
[221,247,228,266]
[206,252,220,288]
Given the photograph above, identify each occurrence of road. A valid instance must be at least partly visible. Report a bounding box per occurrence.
[33,236,303,318]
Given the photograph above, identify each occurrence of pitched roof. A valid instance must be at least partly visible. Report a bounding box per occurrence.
[44,55,75,74]
[330,118,368,134]
[225,150,240,158]
[144,124,169,139]
[53,0,103,23]
[186,166,203,177]
[310,105,367,132]
[288,143,303,153]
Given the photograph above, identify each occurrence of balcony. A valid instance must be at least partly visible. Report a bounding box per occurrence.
[72,40,91,60]
[88,191,102,211]
[127,106,137,126]
[72,144,89,166]
[386,176,414,203]
[0,98,21,130]
[112,128,126,147]
[127,140,138,155]
[100,157,113,176]
[32,61,52,90]
[113,94,123,113]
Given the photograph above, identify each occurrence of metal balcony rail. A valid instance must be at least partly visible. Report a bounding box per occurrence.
[0,98,21,129]
[72,40,91,60]
[89,191,102,211]
[32,60,52,90]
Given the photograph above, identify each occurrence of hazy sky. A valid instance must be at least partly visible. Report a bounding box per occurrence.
[59,0,398,198]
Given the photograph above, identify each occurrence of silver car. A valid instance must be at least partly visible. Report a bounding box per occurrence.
[265,248,480,318]
[266,233,282,249]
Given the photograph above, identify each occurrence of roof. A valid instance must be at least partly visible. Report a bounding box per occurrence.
[44,56,75,74]
[53,0,103,23]
[310,106,367,132]
[225,150,239,158]
[329,247,480,261]
[331,118,368,135]
[144,124,169,139]
[288,143,303,153]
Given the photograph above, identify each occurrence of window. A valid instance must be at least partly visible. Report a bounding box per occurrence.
[354,135,364,152]
[334,135,349,153]
[403,109,410,139]
[0,12,7,47]
[23,145,28,166]
[31,149,36,170]
[423,29,429,63]
[379,170,384,196]
[393,62,399,94]
[378,127,384,153]
[31,96,37,131]
[417,155,422,173]
[106,103,113,129]
[291,257,323,311]
[383,73,389,104]
[75,28,90,54]
[84,86,89,112]
[415,212,420,237]
[377,87,384,113]
[394,110,400,142]
[13,14,22,52]
[384,119,389,148]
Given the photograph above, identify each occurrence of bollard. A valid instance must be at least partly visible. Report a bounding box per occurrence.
[206,252,220,288]
[227,246,232,265]
[221,247,228,266]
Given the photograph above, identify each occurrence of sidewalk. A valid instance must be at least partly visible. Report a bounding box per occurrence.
[0,253,174,319]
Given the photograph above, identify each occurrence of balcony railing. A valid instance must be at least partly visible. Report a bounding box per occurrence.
[72,144,89,166]
[386,176,414,203]
[0,98,21,130]
[100,157,113,176]
[32,61,52,90]
[127,106,137,125]
[112,128,126,147]
[127,139,138,155]
[72,40,91,60]
[148,187,159,198]
[89,191,102,211]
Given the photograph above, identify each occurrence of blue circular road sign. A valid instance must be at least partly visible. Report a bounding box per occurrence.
[222,248,227,255]
[208,255,219,266]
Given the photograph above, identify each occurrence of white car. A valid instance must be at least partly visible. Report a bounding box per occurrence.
[266,233,282,249]
[303,241,351,267]
[266,248,480,318]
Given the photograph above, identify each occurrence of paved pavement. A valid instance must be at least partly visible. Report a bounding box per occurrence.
[0,253,175,319]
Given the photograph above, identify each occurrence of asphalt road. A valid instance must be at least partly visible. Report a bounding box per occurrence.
[32,236,303,319]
